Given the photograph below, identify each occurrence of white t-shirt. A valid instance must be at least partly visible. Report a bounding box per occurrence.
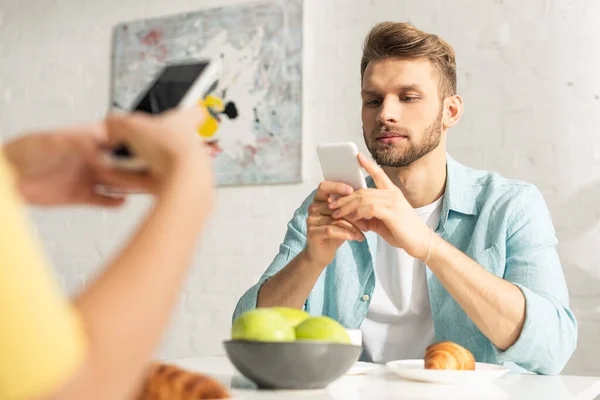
[360,196,443,363]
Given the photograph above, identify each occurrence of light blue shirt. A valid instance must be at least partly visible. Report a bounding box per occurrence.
[233,154,577,375]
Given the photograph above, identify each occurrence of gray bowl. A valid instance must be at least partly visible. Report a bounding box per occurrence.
[223,340,362,390]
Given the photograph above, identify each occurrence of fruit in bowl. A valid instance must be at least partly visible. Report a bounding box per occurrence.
[295,316,351,344]
[230,307,350,344]
[225,308,361,389]
[231,308,295,342]
[270,306,311,328]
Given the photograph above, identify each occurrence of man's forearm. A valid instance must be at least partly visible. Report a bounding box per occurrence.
[427,234,526,350]
[257,250,325,309]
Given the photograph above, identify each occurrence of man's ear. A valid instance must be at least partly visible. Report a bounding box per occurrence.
[443,94,464,129]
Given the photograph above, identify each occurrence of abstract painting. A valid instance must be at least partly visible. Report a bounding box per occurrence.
[110,0,303,186]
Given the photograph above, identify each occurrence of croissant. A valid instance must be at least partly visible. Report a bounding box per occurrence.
[134,362,231,400]
[424,341,475,370]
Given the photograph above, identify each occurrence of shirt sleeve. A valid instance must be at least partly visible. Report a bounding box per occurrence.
[232,192,314,321]
[0,151,87,400]
[493,185,577,375]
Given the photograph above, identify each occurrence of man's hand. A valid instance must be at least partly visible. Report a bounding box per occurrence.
[328,153,431,260]
[255,180,366,309]
[3,123,154,207]
[304,181,365,267]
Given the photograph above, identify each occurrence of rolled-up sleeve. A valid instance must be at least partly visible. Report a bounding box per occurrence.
[494,186,577,375]
[232,193,314,321]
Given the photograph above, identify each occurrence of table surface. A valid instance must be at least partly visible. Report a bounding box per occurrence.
[170,355,600,400]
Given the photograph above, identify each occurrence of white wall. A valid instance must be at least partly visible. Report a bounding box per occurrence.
[1,0,599,376]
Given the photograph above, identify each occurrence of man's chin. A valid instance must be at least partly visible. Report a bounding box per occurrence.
[370,152,411,168]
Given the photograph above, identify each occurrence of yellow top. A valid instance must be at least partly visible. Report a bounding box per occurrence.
[0,152,86,400]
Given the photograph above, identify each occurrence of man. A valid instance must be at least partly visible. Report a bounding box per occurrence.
[233,21,576,375]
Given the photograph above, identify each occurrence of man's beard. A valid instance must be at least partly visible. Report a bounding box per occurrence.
[364,108,443,168]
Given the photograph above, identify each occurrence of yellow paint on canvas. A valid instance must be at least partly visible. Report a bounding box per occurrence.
[198,95,224,138]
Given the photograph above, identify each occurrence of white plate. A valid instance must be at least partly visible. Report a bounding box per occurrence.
[386,359,509,385]
[346,361,381,375]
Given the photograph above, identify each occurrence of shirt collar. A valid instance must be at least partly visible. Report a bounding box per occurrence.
[443,153,478,216]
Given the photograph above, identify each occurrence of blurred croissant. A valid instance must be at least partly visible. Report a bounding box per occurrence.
[424,341,475,370]
[134,362,231,400]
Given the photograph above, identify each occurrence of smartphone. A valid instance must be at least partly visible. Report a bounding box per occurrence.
[131,59,221,114]
[105,58,222,171]
[317,142,367,191]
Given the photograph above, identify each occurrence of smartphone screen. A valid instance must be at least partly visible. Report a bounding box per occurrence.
[132,61,211,114]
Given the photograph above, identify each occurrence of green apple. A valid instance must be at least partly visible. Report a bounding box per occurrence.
[231,308,295,342]
[295,316,351,344]
[270,307,311,328]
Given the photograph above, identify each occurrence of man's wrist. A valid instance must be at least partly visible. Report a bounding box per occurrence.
[412,223,435,262]
[299,248,329,272]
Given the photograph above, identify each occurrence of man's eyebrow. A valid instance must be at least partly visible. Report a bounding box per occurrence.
[360,88,379,96]
[361,84,423,96]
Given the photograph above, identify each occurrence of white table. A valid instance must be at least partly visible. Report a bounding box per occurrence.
[171,355,600,399]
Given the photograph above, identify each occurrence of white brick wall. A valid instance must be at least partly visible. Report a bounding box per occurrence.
[1,0,599,376]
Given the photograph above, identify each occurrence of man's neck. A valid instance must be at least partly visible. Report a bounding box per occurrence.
[381,148,447,209]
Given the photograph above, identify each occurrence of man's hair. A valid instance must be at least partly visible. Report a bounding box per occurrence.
[361,21,457,98]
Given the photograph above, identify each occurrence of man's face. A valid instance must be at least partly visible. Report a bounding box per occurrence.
[361,57,444,168]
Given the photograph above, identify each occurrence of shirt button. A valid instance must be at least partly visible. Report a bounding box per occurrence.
[361,294,370,302]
